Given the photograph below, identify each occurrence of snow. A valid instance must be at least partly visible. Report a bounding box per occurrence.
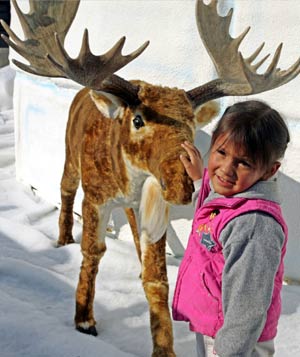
[0,65,299,356]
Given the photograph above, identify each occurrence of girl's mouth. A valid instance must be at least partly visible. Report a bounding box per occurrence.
[216,174,234,187]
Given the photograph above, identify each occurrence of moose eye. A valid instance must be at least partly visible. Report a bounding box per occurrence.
[133,115,144,130]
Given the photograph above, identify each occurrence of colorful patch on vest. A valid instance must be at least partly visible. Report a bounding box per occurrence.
[200,232,216,250]
[196,209,219,251]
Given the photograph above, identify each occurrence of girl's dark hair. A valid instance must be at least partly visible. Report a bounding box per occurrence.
[211,100,290,170]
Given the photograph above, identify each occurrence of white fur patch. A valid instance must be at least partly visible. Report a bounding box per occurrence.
[77,321,92,329]
[139,176,169,246]
[121,149,149,205]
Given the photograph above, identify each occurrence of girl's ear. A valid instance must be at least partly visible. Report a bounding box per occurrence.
[262,161,281,180]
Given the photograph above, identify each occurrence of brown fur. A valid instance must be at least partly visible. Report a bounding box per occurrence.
[58,81,217,356]
[125,207,142,262]
[195,101,220,127]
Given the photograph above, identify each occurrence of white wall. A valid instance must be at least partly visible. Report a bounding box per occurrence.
[9,0,300,281]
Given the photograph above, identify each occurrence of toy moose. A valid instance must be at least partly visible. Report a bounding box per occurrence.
[2,0,299,356]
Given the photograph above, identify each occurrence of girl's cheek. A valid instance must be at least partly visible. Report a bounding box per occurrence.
[209,153,219,166]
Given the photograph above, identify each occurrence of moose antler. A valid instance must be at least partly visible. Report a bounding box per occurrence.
[187,0,300,107]
[1,0,149,103]
[1,0,80,77]
[2,0,299,107]
[46,31,149,92]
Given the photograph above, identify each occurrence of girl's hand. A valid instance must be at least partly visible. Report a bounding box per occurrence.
[180,141,204,181]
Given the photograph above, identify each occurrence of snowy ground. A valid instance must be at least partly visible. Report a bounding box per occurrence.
[0,65,299,356]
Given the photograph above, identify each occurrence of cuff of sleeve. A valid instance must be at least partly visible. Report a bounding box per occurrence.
[193,179,202,192]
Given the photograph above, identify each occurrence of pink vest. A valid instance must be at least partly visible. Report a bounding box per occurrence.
[172,169,288,340]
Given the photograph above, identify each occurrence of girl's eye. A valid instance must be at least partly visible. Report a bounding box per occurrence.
[239,160,251,168]
[133,115,144,130]
[217,149,225,156]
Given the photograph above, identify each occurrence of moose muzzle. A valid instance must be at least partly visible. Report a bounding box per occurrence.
[159,158,194,205]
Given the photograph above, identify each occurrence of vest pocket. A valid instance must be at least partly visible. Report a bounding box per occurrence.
[201,272,220,302]
[200,272,221,335]
[173,256,221,335]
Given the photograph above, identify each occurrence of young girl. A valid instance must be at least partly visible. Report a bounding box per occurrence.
[172,100,289,356]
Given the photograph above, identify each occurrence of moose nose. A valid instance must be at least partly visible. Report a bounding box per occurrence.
[160,178,167,191]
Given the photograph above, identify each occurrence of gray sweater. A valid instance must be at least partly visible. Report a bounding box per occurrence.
[193,177,285,357]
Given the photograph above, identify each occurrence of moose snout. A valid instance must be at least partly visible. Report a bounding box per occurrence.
[160,178,167,191]
[158,159,194,205]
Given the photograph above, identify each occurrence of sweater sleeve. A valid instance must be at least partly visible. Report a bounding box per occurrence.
[214,211,285,357]
[192,179,202,208]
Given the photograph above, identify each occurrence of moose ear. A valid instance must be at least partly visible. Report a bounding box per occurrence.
[90,90,126,119]
[193,101,220,128]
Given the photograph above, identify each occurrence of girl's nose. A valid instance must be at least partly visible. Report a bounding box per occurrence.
[221,158,235,177]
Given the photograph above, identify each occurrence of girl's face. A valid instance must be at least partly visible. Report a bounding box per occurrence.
[208,134,278,196]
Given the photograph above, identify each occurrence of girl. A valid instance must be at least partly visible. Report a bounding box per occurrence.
[172,100,289,356]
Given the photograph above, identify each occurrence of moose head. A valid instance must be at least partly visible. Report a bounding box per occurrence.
[2,0,299,356]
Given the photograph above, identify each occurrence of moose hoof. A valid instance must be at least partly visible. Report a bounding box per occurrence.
[56,236,75,247]
[76,325,98,336]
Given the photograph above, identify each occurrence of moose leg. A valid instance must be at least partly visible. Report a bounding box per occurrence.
[75,199,108,336]
[139,177,175,356]
[125,207,142,263]
[58,161,80,246]
[142,234,175,357]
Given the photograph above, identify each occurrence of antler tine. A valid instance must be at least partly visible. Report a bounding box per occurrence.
[1,25,66,79]
[103,36,150,64]
[241,52,300,93]
[0,18,24,48]
[252,55,271,72]
[1,29,66,78]
[282,57,300,77]
[123,40,150,62]
[246,42,266,64]
[0,31,25,58]
[264,43,283,77]
[47,32,72,68]
[47,30,150,91]
[187,0,300,107]
[104,36,127,61]
[11,0,34,39]
[245,43,271,71]
[78,29,91,65]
